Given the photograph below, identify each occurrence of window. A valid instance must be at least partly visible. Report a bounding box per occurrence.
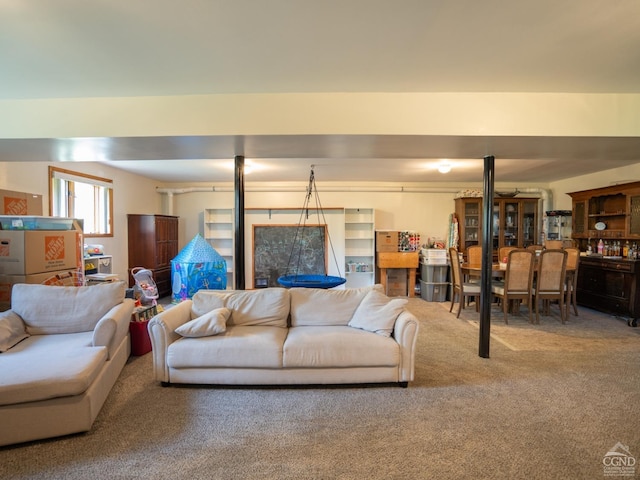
[49,166,113,237]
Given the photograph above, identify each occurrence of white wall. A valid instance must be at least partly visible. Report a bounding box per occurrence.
[549,164,640,210]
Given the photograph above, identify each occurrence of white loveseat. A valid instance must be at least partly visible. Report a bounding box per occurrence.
[148,285,419,387]
[0,281,134,446]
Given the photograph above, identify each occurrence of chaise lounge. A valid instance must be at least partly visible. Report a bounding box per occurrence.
[0,281,134,446]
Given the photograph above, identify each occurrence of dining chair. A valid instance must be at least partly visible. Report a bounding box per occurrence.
[465,245,483,290]
[498,246,517,264]
[532,249,568,324]
[491,249,535,324]
[544,240,564,250]
[563,247,580,317]
[526,244,544,253]
[448,247,482,318]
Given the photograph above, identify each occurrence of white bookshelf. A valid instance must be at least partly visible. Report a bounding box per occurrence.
[203,208,234,288]
[344,208,375,288]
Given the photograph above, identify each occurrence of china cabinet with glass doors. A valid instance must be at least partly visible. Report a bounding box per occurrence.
[455,197,540,258]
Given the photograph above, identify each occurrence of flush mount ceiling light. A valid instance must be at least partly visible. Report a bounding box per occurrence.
[437,160,452,174]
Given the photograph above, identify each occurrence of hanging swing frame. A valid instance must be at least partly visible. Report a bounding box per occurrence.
[277,166,346,289]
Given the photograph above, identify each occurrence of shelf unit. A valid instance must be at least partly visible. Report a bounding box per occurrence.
[203,208,234,288]
[569,181,640,243]
[344,208,375,288]
[83,255,112,275]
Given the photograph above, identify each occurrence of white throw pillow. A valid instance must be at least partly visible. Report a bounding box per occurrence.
[348,290,407,337]
[0,311,29,353]
[175,308,231,337]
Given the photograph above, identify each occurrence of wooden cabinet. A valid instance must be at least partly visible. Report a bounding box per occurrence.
[127,214,179,298]
[455,197,539,256]
[569,181,640,244]
[577,256,640,325]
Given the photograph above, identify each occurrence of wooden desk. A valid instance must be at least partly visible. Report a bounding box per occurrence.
[377,252,419,297]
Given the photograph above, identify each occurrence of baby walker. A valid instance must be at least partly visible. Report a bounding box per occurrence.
[131,267,159,306]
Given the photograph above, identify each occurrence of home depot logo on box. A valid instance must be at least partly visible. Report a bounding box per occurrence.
[44,235,66,261]
[3,196,28,215]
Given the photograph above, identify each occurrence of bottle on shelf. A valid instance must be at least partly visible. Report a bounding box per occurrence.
[597,239,604,255]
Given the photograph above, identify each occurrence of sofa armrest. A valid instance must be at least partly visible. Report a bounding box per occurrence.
[92,298,135,359]
[147,300,193,382]
[393,310,420,382]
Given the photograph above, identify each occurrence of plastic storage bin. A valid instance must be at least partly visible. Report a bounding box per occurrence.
[419,280,449,302]
[420,263,449,283]
[421,248,448,265]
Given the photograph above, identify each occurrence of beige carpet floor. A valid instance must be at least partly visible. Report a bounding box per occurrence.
[1,297,639,480]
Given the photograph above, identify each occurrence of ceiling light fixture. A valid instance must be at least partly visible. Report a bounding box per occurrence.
[437,161,452,174]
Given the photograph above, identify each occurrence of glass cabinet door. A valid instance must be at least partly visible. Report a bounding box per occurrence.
[463,200,481,249]
[492,202,500,250]
[503,201,519,247]
[522,200,537,247]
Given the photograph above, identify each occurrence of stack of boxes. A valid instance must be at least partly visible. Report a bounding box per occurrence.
[0,215,83,311]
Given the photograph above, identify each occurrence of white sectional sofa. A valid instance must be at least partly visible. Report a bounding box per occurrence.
[148,285,419,387]
[0,281,134,446]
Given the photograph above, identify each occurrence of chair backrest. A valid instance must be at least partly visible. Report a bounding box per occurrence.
[498,246,517,263]
[448,247,461,289]
[564,247,580,272]
[504,249,534,293]
[526,244,544,252]
[545,240,564,250]
[537,249,567,292]
[466,245,482,265]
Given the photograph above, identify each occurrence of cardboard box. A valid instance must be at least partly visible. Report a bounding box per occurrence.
[0,269,80,311]
[0,230,79,275]
[386,268,408,296]
[0,189,43,216]
[376,231,398,252]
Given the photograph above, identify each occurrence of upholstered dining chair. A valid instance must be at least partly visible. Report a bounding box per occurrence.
[448,247,482,318]
[563,247,580,317]
[526,244,544,253]
[465,245,483,292]
[466,245,482,265]
[532,249,568,324]
[544,240,564,250]
[498,246,518,264]
[491,249,535,324]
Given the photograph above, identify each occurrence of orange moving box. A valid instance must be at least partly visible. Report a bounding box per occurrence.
[0,269,80,311]
[0,230,79,275]
[0,189,43,216]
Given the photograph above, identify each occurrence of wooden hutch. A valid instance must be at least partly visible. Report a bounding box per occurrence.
[568,181,640,326]
[455,196,540,257]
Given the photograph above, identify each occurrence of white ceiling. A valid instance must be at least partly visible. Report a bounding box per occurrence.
[1,0,640,183]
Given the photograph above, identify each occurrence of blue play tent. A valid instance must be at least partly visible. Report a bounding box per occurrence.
[171,234,227,303]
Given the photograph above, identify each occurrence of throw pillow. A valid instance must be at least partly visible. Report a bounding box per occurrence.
[348,290,407,337]
[175,308,231,337]
[0,311,29,353]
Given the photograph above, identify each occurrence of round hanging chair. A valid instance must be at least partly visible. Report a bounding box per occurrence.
[278,274,346,289]
[277,166,347,289]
